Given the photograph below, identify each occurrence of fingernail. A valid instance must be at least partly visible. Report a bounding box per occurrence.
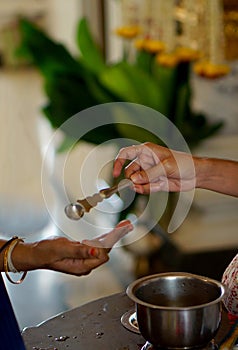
[131,173,141,183]
[89,248,97,257]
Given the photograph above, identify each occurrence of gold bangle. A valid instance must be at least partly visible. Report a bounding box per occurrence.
[4,238,27,284]
[0,236,19,254]
[7,239,20,273]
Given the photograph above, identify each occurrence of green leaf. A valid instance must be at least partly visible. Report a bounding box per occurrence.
[179,112,224,147]
[174,83,190,128]
[135,51,154,74]
[42,71,99,128]
[99,61,166,113]
[42,70,123,144]
[86,75,122,104]
[18,18,81,76]
[110,103,165,144]
[76,17,106,74]
[152,62,178,117]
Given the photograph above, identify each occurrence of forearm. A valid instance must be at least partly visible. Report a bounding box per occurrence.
[194,157,238,197]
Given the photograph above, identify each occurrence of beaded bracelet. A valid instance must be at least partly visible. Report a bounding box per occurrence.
[3,237,27,284]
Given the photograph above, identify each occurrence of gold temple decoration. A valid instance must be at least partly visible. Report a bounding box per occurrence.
[115,0,233,78]
[115,0,141,39]
[193,0,230,78]
[223,0,238,60]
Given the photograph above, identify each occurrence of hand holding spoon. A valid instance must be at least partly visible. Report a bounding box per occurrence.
[65,179,133,220]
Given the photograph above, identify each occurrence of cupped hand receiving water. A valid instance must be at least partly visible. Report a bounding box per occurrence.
[1,220,133,277]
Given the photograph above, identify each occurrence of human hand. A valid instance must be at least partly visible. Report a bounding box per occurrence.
[82,219,133,250]
[113,143,196,194]
[11,220,133,277]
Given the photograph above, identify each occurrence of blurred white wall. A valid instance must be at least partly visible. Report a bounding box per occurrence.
[46,0,83,54]
[104,0,123,63]
[46,0,105,55]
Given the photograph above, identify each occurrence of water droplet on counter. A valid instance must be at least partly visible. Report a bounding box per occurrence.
[96,332,104,339]
[103,303,108,312]
[55,335,69,342]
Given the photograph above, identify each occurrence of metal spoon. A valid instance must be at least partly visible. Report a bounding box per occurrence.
[65,179,132,220]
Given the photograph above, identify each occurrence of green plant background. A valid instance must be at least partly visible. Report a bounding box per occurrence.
[17,17,223,150]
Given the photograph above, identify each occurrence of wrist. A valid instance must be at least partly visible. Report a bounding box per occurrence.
[11,241,39,271]
[194,157,223,191]
[194,157,210,189]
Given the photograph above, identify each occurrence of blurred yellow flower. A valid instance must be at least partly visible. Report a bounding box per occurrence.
[193,61,230,78]
[156,52,178,67]
[175,47,201,62]
[115,26,141,39]
[135,38,165,54]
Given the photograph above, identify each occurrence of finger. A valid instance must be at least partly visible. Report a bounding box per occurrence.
[124,159,142,178]
[130,162,166,184]
[133,180,168,194]
[82,221,133,250]
[82,220,133,250]
[79,252,109,273]
[98,220,134,250]
[52,250,109,276]
[113,145,142,177]
[113,158,127,178]
[118,145,162,180]
[82,220,133,244]
[55,238,109,261]
[59,241,101,260]
[76,244,112,261]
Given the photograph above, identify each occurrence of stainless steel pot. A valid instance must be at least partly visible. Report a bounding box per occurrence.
[127,272,226,349]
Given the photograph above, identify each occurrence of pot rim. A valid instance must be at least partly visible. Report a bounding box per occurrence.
[126,272,227,310]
